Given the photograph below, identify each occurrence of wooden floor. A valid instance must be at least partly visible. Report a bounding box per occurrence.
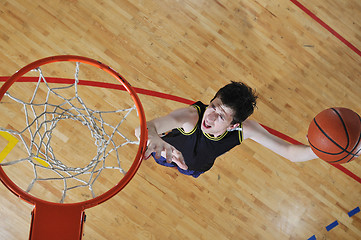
[1,0,361,239]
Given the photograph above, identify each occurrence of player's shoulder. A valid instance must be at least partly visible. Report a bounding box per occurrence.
[242,119,263,140]
[172,105,199,132]
[242,119,258,129]
[168,105,199,124]
[165,102,202,132]
[183,104,200,124]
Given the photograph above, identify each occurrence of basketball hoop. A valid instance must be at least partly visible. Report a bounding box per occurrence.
[0,55,147,239]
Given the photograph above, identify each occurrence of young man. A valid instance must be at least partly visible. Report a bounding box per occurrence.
[135,81,319,178]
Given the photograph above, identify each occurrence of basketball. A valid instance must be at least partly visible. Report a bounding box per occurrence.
[308,107,361,164]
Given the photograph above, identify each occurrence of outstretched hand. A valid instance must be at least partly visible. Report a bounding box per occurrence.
[134,106,198,171]
[135,127,188,170]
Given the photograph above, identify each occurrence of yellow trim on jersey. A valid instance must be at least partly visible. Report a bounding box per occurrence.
[203,131,228,141]
[178,126,197,135]
[178,104,200,135]
[239,123,243,143]
[203,123,243,142]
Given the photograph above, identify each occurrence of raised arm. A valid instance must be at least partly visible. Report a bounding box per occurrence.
[135,106,199,169]
[242,119,318,162]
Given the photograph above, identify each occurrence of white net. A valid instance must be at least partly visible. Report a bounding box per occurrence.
[0,61,140,203]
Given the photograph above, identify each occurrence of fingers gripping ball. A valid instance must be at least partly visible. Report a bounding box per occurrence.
[308,107,361,164]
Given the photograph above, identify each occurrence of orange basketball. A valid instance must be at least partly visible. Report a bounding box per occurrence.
[308,107,361,164]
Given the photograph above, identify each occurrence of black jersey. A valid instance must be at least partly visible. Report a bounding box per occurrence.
[161,101,243,172]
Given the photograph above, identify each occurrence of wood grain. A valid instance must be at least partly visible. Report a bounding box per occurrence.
[0,0,360,239]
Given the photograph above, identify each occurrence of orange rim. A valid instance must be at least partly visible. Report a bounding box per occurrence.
[0,55,147,209]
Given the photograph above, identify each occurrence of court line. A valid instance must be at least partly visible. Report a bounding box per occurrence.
[348,206,360,217]
[308,235,316,240]
[290,0,361,57]
[326,220,339,231]
[307,205,361,239]
[308,206,360,239]
[0,77,193,105]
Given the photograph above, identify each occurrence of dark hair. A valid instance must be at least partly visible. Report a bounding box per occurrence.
[212,81,258,124]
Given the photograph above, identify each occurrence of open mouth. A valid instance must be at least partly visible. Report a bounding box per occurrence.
[203,120,211,129]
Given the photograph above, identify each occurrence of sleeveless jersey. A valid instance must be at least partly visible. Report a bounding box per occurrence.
[161,101,243,172]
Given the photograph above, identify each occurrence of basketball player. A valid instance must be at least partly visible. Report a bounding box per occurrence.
[135,81,319,178]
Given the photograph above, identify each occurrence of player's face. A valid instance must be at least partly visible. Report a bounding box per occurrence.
[201,97,239,137]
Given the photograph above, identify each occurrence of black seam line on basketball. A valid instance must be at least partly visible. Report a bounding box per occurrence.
[331,108,350,153]
[313,115,361,163]
[347,116,361,162]
[346,114,361,162]
[312,119,348,154]
[331,107,351,150]
[329,154,355,164]
[317,137,360,163]
[309,136,359,163]
[346,134,361,163]
[308,135,351,155]
[308,140,346,155]
[309,139,355,163]
[313,110,352,154]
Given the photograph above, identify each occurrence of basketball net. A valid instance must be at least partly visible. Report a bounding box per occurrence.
[0,62,139,203]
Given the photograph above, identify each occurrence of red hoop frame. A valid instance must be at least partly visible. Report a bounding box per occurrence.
[0,55,148,239]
